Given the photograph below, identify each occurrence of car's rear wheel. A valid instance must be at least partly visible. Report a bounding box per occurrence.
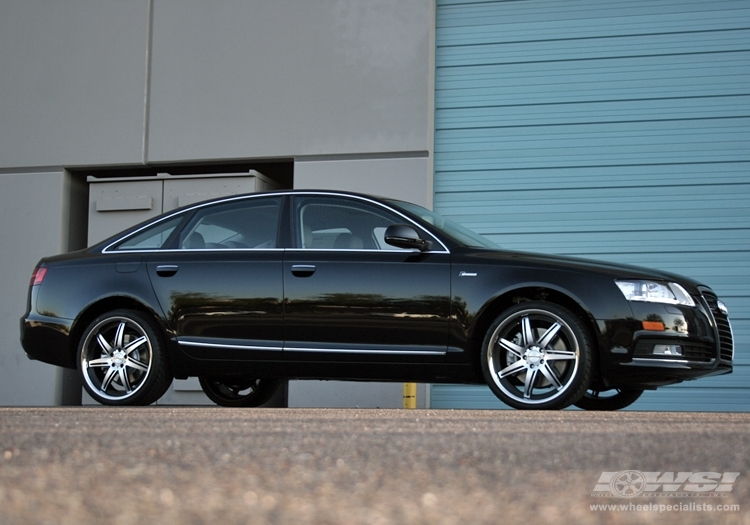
[574,387,644,411]
[481,301,593,410]
[78,309,172,406]
[199,377,280,407]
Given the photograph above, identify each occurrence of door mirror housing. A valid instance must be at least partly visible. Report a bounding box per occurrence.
[384,224,428,251]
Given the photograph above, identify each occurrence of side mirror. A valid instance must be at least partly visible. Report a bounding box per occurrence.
[384,224,428,251]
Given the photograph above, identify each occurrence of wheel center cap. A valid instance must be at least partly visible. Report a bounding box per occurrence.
[112,351,125,366]
[525,347,544,365]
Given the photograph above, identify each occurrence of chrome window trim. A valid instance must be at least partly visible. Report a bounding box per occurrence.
[291,192,450,253]
[101,190,451,254]
[108,247,446,255]
[105,248,286,254]
[284,248,446,254]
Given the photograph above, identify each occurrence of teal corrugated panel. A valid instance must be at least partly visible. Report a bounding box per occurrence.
[433,0,750,411]
[438,0,748,30]
[438,30,750,67]
[434,164,750,192]
[437,96,750,130]
[436,55,750,106]
[435,119,750,169]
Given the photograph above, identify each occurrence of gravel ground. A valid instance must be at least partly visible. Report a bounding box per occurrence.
[0,408,748,525]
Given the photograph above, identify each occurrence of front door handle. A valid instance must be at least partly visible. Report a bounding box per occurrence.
[156,264,179,277]
[291,264,316,277]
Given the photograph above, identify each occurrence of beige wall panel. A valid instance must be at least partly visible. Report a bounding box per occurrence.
[0,1,150,168]
[294,157,433,208]
[0,172,70,405]
[148,0,433,162]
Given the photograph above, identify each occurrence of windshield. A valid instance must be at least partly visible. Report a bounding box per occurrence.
[387,200,498,249]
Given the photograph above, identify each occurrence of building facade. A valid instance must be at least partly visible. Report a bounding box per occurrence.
[1,0,747,410]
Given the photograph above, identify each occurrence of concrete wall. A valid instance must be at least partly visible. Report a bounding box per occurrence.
[0,171,86,405]
[0,0,432,167]
[148,0,433,162]
[294,156,434,208]
[0,1,150,168]
[0,0,435,406]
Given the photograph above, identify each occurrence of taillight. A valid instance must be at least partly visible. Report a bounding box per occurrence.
[30,267,47,286]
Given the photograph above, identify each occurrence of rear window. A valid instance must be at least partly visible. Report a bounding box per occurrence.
[113,215,182,251]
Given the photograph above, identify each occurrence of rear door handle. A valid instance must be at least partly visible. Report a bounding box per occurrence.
[156,264,179,277]
[291,264,316,277]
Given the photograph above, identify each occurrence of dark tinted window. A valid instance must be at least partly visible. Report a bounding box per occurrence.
[295,196,417,250]
[180,197,282,250]
[113,215,183,251]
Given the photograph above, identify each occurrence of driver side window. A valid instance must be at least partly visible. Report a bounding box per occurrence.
[295,197,409,251]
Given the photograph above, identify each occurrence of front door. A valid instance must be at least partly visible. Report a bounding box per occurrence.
[283,195,451,359]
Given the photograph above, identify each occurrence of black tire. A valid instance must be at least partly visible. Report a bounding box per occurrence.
[77,309,172,406]
[481,301,593,410]
[574,387,644,411]
[199,377,280,407]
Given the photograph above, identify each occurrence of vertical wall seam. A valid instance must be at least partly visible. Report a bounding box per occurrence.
[427,0,437,211]
[142,0,154,165]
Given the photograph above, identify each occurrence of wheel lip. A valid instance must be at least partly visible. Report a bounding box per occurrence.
[486,308,581,406]
[80,315,154,402]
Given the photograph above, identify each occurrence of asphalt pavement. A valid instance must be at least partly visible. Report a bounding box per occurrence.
[0,407,748,524]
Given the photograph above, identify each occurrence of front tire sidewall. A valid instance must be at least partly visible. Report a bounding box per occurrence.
[77,309,171,406]
[481,301,593,410]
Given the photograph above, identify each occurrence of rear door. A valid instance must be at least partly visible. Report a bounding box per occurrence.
[146,195,284,360]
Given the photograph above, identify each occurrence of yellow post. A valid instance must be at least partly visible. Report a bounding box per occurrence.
[402,382,417,409]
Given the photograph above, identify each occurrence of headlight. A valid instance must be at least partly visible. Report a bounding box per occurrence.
[615,280,695,307]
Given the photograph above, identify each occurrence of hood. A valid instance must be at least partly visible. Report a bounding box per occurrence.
[463,248,704,289]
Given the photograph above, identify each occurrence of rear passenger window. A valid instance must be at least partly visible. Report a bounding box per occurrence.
[179,197,281,250]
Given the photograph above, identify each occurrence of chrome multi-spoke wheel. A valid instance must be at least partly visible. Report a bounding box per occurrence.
[574,387,644,411]
[482,302,592,410]
[78,310,171,406]
[199,377,280,407]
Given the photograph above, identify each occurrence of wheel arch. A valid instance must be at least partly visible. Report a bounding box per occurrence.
[68,295,171,369]
[469,285,601,369]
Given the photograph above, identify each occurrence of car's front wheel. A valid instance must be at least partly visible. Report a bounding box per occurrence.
[481,301,593,410]
[199,377,280,407]
[574,387,644,411]
[78,309,172,406]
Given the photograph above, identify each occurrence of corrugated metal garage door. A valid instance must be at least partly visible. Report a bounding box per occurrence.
[432,0,750,411]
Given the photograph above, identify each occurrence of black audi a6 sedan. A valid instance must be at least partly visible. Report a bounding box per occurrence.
[21,190,733,410]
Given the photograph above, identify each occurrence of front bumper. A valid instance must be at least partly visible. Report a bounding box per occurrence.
[598,287,733,389]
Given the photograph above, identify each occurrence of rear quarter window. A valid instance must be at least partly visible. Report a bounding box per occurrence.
[112,215,182,250]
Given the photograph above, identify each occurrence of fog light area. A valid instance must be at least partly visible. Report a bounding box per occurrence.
[653,344,683,356]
